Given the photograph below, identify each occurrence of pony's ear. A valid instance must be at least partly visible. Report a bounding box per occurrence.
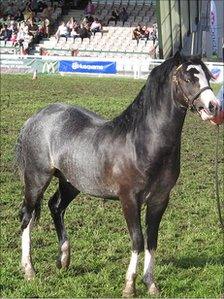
[173,50,182,64]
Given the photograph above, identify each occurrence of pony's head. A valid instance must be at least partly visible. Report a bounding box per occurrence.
[173,52,219,120]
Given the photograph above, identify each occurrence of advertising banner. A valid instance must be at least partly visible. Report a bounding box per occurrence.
[207,64,224,84]
[0,57,59,74]
[59,60,117,74]
[210,0,218,55]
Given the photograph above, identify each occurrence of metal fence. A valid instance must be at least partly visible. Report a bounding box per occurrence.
[0,54,223,82]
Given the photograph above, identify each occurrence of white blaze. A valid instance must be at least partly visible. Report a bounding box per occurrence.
[187,65,217,112]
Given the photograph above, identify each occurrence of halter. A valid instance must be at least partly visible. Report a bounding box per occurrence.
[173,64,212,109]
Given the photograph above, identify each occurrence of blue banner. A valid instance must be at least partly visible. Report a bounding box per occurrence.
[59,60,117,74]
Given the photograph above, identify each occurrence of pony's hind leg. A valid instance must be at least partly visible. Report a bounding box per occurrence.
[20,171,52,280]
[48,174,79,269]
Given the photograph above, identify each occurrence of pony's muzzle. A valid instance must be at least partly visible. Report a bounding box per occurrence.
[208,100,219,114]
[196,98,220,121]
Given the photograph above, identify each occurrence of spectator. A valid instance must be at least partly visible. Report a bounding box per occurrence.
[16,25,33,54]
[132,24,145,43]
[55,21,69,42]
[84,0,96,16]
[23,4,34,22]
[107,9,119,25]
[5,3,17,17]
[37,1,48,13]
[0,24,12,44]
[14,10,24,22]
[147,26,157,45]
[8,20,18,33]
[119,7,128,25]
[66,17,75,34]
[141,25,149,44]
[70,24,80,40]
[90,18,102,35]
[27,18,40,43]
[78,23,91,40]
[10,30,18,46]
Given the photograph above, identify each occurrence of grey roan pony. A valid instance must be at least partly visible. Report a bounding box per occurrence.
[16,52,219,296]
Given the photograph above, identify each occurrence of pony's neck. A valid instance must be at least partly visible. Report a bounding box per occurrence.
[111,83,186,142]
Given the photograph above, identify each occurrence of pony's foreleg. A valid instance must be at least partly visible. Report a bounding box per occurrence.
[143,195,169,295]
[21,212,35,280]
[48,179,79,269]
[120,195,144,297]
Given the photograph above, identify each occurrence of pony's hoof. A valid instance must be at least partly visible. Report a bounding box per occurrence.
[56,255,70,269]
[24,268,36,280]
[122,282,136,298]
[57,241,70,269]
[148,283,159,295]
[122,289,136,298]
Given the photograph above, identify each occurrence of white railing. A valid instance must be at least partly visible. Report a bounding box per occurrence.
[1,53,223,81]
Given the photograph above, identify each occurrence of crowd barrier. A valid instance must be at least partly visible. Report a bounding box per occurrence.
[1,54,223,82]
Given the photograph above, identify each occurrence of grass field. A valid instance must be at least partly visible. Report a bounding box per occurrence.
[1,74,223,298]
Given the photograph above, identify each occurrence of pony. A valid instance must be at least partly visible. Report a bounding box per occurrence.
[16,52,219,296]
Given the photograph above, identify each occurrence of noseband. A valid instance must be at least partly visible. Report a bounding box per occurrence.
[173,64,212,109]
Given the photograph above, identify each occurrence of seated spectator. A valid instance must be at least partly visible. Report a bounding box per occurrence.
[141,25,149,42]
[84,0,96,16]
[43,18,51,38]
[66,17,75,34]
[10,30,18,46]
[8,20,18,33]
[147,26,157,45]
[0,24,12,44]
[55,21,69,42]
[107,9,119,25]
[5,3,17,17]
[132,24,145,43]
[119,7,128,25]
[70,24,80,40]
[37,21,47,39]
[37,1,48,13]
[23,4,34,22]
[14,10,24,22]
[16,25,33,54]
[27,18,40,43]
[78,23,91,40]
[90,18,102,35]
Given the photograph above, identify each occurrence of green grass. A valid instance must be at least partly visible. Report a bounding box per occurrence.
[1,74,223,298]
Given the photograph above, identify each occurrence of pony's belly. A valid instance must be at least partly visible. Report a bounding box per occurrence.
[68,175,118,198]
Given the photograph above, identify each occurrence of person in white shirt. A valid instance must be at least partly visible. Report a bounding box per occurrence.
[55,21,69,42]
[90,18,102,35]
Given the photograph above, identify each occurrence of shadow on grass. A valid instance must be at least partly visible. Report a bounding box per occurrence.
[161,255,224,269]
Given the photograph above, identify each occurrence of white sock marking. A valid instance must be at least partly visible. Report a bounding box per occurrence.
[143,249,154,284]
[126,251,138,281]
[21,213,35,270]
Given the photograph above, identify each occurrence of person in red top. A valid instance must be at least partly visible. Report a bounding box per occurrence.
[210,86,224,125]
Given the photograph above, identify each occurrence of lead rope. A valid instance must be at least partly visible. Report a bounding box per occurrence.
[214,125,224,231]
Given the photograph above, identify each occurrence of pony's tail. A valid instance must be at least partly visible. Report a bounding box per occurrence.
[15,127,42,230]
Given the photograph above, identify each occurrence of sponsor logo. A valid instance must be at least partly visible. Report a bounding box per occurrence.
[42,61,57,73]
[72,62,104,71]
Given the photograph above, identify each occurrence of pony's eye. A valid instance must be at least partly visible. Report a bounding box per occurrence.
[185,78,190,83]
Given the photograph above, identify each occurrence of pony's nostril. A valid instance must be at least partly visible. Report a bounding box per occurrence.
[208,102,216,113]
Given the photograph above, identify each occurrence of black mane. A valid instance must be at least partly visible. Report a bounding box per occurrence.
[108,55,180,135]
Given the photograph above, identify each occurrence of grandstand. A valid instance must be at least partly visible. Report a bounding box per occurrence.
[0,0,158,59]
[38,0,157,58]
